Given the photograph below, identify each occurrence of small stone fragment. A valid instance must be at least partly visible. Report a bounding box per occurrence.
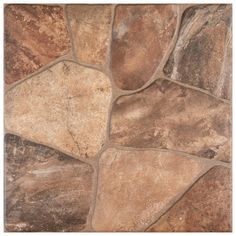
[5,61,112,159]
[67,5,112,66]
[5,134,93,232]
[147,166,232,232]
[92,148,208,231]
[111,5,177,90]
[164,4,232,99]
[4,5,70,84]
[110,80,231,162]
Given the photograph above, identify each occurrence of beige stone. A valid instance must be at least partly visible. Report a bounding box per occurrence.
[110,80,231,162]
[5,61,112,159]
[67,5,112,66]
[164,5,232,99]
[92,148,209,231]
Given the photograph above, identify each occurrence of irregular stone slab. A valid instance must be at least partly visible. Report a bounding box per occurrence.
[5,134,93,232]
[67,5,112,66]
[164,5,232,99]
[4,5,70,84]
[5,61,111,159]
[147,166,231,232]
[92,148,208,231]
[111,5,177,90]
[110,80,231,162]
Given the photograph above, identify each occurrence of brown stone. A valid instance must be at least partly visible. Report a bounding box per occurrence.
[5,61,112,159]
[111,5,177,90]
[67,5,112,66]
[4,5,70,84]
[164,4,232,99]
[5,134,93,232]
[92,148,209,231]
[147,166,232,232]
[110,80,231,162]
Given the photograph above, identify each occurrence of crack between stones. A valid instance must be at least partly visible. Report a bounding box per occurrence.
[143,165,225,231]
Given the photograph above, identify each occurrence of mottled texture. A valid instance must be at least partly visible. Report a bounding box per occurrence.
[111,5,177,90]
[4,5,70,84]
[147,166,231,232]
[164,5,232,99]
[111,80,231,162]
[67,5,112,66]
[92,148,208,231]
[5,134,93,232]
[5,61,112,159]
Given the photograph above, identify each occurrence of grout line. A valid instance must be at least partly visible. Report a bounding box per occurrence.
[5,53,73,93]
[160,75,231,104]
[64,5,77,62]
[143,165,224,231]
[108,144,231,168]
[4,130,97,167]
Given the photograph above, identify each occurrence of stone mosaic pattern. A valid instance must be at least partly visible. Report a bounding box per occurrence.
[4,4,232,232]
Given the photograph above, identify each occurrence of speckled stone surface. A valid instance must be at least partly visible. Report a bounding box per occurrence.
[4,5,70,84]
[4,4,232,233]
[5,61,112,159]
[5,134,93,232]
[111,5,177,90]
[92,148,208,231]
[164,5,232,99]
[147,166,231,232]
[67,5,112,66]
[110,79,231,162]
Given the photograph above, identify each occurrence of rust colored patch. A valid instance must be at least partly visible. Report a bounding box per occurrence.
[4,5,70,84]
[111,5,177,90]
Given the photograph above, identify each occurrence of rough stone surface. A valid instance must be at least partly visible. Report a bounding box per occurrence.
[4,5,70,84]
[147,166,232,232]
[5,61,112,159]
[111,5,177,90]
[110,80,231,162]
[92,148,208,231]
[5,133,93,232]
[164,4,232,99]
[67,5,112,66]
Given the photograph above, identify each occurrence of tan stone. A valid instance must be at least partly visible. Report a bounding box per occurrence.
[164,4,232,99]
[5,61,112,159]
[111,5,177,90]
[110,80,231,162]
[92,148,209,231]
[4,5,70,84]
[67,5,112,66]
[5,134,93,232]
[147,166,232,232]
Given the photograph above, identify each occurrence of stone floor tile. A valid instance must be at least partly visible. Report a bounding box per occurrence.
[92,148,209,231]
[110,80,231,162]
[4,5,70,84]
[164,5,232,99]
[5,134,93,232]
[5,61,112,159]
[111,5,177,90]
[67,5,112,66]
[147,166,231,232]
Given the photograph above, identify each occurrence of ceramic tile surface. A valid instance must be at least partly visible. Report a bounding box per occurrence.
[4,4,232,232]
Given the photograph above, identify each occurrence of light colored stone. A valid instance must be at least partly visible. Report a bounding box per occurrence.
[110,80,231,162]
[92,148,208,231]
[67,5,112,66]
[5,61,112,159]
[164,4,232,99]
